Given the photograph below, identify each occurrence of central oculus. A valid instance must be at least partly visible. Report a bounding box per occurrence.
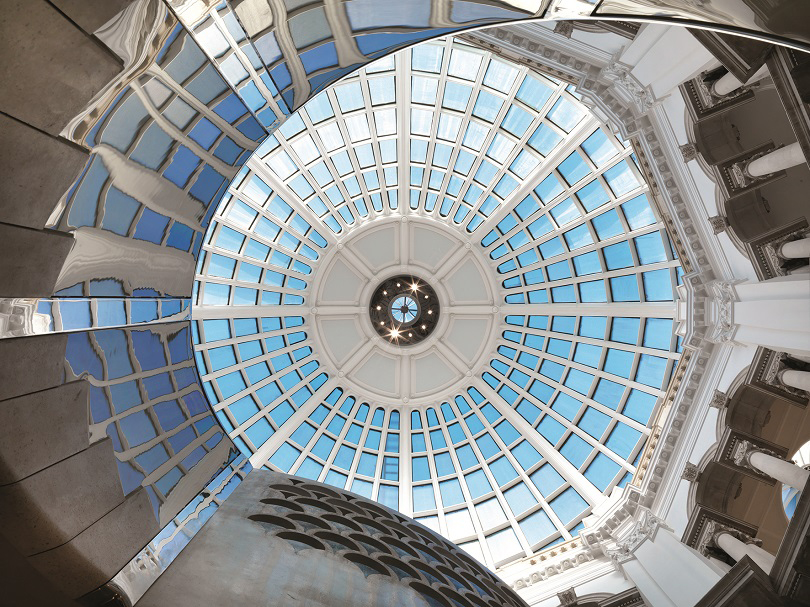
[369,274,439,346]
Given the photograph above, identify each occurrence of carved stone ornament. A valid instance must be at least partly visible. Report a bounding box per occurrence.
[732,439,780,474]
[695,520,759,557]
[606,510,670,566]
[760,352,808,400]
[557,588,577,606]
[601,59,655,112]
[682,462,700,482]
[553,21,574,39]
[708,215,729,234]
[709,389,729,409]
[680,142,698,163]
[705,280,739,344]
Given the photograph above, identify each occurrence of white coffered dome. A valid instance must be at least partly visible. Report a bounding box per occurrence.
[192,36,682,570]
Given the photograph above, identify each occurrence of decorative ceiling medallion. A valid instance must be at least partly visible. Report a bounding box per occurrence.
[369,274,440,345]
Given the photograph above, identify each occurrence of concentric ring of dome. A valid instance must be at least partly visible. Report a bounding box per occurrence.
[192,36,683,570]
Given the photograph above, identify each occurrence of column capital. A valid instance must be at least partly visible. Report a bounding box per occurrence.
[695,520,761,556]
[762,352,809,400]
[711,525,762,549]
[731,438,779,469]
[729,145,782,189]
[606,509,671,565]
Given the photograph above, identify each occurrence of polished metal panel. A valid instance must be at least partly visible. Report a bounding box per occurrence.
[48,8,267,299]
[63,322,240,525]
[595,0,810,49]
[137,469,530,607]
[105,451,252,605]
[0,297,190,339]
[227,0,549,109]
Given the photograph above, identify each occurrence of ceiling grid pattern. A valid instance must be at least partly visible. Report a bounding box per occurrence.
[191,37,683,570]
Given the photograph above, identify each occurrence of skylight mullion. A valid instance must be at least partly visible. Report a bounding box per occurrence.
[437,404,531,564]
[497,318,682,362]
[431,46,495,223]
[472,378,603,509]
[492,218,663,272]
[492,336,667,399]
[205,348,317,416]
[199,228,315,275]
[503,260,680,301]
[496,326,675,419]
[474,112,595,233]
[247,157,341,245]
[199,339,315,387]
[486,357,644,477]
[476,115,605,238]
[193,323,305,351]
[191,304,295,321]
[333,71,389,221]
[208,8,287,124]
[248,376,340,468]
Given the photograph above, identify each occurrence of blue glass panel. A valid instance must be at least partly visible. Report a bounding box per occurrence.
[530,464,564,497]
[413,484,436,511]
[549,487,588,525]
[519,509,555,545]
[584,453,621,492]
[606,423,642,459]
[465,469,493,498]
[560,434,591,468]
[623,390,657,424]
[439,478,464,507]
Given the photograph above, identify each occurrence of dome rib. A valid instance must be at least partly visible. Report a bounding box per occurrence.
[192,36,682,570]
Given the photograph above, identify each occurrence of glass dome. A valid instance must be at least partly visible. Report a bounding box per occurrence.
[192,37,683,570]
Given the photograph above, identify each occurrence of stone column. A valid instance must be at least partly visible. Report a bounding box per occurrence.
[714,531,775,573]
[712,64,770,97]
[747,142,807,177]
[780,369,810,393]
[780,237,810,259]
[734,439,810,490]
[729,275,810,358]
[607,511,722,607]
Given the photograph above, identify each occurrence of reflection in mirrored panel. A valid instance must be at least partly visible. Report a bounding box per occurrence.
[226,0,549,109]
[596,0,810,48]
[109,452,251,605]
[65,322,241,524]
[50,20,267,299]
[0,297,190,339]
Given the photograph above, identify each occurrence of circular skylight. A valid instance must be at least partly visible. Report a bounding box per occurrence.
[369,274,440,345]
[192,36,683,570]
